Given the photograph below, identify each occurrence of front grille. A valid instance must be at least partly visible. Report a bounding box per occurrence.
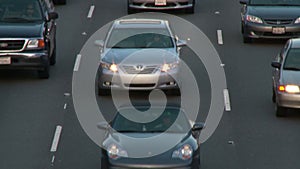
[145,2,176,7]
[124,83,156,87]
[0,40,25,51]
[121,65,158,74]
[264,19,293,25]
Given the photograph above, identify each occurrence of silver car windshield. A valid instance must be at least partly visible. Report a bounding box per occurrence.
[0,0,43,22]
[283,48,300,70]
[106,28,174,48]
[112,108,190,133]
[250,0,300,5]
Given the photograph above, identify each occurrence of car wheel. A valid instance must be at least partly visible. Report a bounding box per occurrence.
[191,156,200,169]
[185,6,195,14]
[241,24,244,34]
[243,36,252,43]
[53,0,66,5]
[272,89,276,103]
[98,87,110,96]
[127,1,135,14]
[50,45,56,65]
[168,89,181,96]
[100,157,108,169]
[38,61,50,79]
[275,105,286,117]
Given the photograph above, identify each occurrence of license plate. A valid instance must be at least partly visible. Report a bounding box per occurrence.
[155,0,167,6]
[0,57,11,65]
[272,27,285,34]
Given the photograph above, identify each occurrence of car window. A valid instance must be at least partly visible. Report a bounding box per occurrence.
[112,108,190,133]
[283,48,300,70]
[0,0,43,22]
[106,28,174,48]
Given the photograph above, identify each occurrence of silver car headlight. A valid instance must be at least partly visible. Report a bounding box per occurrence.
[161,61,179,72]
[278,85,300,93]
[100,62,118,72]
[246,15,263,24]
[295,17,300,24]
[172,144,193,160]
[107,144,128,159]
[26,39,45,49]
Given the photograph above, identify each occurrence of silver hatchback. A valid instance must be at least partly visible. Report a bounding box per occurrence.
[96,19,186,96]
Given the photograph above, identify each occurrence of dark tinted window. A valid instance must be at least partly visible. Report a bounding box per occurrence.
[0,0,43,22]
[107,28,174,48]
[112,108,191,133]
[250,0,300,5]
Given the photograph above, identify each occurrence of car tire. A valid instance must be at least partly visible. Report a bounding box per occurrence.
[38,61,50,79]
[100,157,108,169]
[275,105,286,117]
[168,89,181,96]
[53,0,66,5]
[243,36,252,43]
[50,45,56,65]
[191,156,200,169]
[127,1,135,14]
[98,87,110,96]
[185,5,195,14]
[272,89,276,103]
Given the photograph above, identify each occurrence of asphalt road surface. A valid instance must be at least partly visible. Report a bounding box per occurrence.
[0,0,300,169]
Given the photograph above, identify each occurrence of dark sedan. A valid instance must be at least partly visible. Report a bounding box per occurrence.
[97,106,204,169]
[272,38,300,116]
[240,0,300,43]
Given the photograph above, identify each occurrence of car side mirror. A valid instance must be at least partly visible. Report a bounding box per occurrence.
[192,122,205,131]
[95,40,105,48]
[271,61,281,69]
[48,12,59,20]
[239,0,248,4]
[97,121,109,130]
[176,39,187,47]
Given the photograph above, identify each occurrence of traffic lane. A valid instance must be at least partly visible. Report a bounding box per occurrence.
[215,1,300,168]
[0,0,93,169]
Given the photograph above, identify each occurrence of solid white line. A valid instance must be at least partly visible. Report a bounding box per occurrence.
[51,155,55,163]
[50,125,62,152]
[217,30,223,45]
[63,103,67,110]
[87,5,95,18]
[73,54,82,72]
[223,89,231,111]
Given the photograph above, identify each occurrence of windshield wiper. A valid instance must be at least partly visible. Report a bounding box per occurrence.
[117,130,139,133]
[283,67,300,71]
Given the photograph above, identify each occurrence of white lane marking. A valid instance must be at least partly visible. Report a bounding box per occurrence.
[73,54,82,72]
[51,155,55,164]
[50,125,63,152]
[64,103,67,110]
[217,30,223,45]
[87,5,95,18]
[223,89,231,111]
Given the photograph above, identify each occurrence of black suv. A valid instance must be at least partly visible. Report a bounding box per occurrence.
[0,0,58,78]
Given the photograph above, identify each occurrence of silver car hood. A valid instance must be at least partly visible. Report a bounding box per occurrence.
[102,48,178,65]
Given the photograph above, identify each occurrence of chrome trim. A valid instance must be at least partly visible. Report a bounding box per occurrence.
[0,38,29,52]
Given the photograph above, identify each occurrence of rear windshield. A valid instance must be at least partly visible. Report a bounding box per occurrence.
[0,0,43,22]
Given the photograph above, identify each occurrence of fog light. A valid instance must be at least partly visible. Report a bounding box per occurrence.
[170,81,174,85]
[104,82,111,86]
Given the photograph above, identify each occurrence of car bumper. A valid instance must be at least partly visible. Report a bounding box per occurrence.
[0,51,48,70]
[129,0,193,10]
[243,22,300,39]
[98,69,179,91]
[276,92,300,109]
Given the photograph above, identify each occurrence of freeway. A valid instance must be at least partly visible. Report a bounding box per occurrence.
[0,0,300,169]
